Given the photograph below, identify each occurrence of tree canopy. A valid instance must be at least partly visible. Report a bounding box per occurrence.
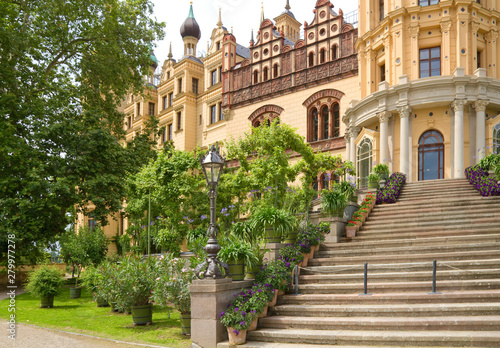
[0,0,165,262]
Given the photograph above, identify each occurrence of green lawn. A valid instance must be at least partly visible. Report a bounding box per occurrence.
[0,288,191,348]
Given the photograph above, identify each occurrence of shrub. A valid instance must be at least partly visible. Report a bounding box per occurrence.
[279,244,304,267]
[376,172,406,204]
[26,265,64,298]
[465,165,500,196]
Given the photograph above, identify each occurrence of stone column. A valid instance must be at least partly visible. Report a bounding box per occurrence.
[190,278,254,348]
[345,128,351,162]
[378,111,392,165]
[474,100,489,162]
[350,127,361,166]
[409,26,420,79]
[398,105,412,177]
[452,99,467,178]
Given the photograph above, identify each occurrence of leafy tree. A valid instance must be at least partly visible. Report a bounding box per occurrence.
[0,0,165,262]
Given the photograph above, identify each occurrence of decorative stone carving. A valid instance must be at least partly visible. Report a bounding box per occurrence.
[409,26,420,38]
[473,100,489,112]
[452,99,467,112]
[398,105,412,118]
[351,127,361,138]
[377,111,392,123]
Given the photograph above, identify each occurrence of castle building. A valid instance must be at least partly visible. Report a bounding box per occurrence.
[78,0,500,243]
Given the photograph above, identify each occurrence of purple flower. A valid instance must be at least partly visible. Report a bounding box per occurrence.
[219,311,225,318]
[200,214,207,221]
[234,307,239,312]
[233,329,240,335]
[239,321,246,326]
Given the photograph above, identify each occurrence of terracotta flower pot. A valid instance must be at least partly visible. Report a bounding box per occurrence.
[267,290,278,307]
[258,305,268,318]
[248,317,258,331]
[227,327,247,345]
[301,254,309,267]
[345,226,357,238]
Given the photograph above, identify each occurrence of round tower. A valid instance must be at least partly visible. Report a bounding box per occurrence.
[180,2,201,56]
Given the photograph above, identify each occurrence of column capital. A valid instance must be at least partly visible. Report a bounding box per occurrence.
[471,21,480,33]
[440,20,452,32]
[452,99,467,112]
[397,105,412,118]
[409,25,420,38]
[474,100,489,112]
[351,126,361,138]
[377,111,392,124]
[344,128,351,141]
[486,30,499,41]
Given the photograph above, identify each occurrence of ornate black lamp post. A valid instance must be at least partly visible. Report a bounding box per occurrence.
[195,144,229,279]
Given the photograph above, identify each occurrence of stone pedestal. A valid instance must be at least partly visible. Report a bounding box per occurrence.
[264,242,285,262]
[319,216,347,243]
[190,278,254,348]
[344,202,359,222]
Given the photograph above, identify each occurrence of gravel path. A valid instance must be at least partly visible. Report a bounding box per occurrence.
[1,322,171,348]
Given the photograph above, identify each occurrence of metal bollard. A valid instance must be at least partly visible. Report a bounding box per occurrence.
[428,259,440,294]
[294,265,299,295]
[359,262,371,295]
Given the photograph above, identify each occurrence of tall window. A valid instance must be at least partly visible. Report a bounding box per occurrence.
[419,0,439,5]
[379,0,385,22]
[357,138,373,189]
[273,64,279,78]
[380,64,386,82]
[322,106,329,140]
[88,214,96,231]
[219,102,224,121]
[493,124,500,154]
[168,123,173,140]
[136,102,140,117]
[211,69,217,86]
[161,128,166,143]
[263,67,269,81]
[169,92,173,107]
[420,47,441,78]
[127,116,132,129]
[162,96,167,110]
[219,67,223,82]
[332,45,338,60]
[178,78,183,93]
[254,70,259,84]
[148,102,155,116]
[418,130,444,180]
[192,78,199,94]
[177,112,182,130]
[321,173,330,191]
[210,104,217,124]
[308,52,314,67]
[320,49,325,64]
[332,103,340,137]
[311,108,319,141]
[477,50,482,69]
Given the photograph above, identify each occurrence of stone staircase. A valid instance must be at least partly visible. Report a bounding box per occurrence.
[240,179,500,347]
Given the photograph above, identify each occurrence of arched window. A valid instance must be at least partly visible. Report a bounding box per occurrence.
[254,121,261,127]
[494,124,500,154]
[418,130,444,181]
[357,138,373,188]
[312,176,319,198]
[308,52,314,67]
[253,70,259,84]
[332,45,338,60]
[322,106,329,139]
[332,103,340,137]
[320,49,325,63]
[310,108,319,142]
[266,119,271,126]
[321,173,330,190]
[273,64,279,78]
[263,67,269,81]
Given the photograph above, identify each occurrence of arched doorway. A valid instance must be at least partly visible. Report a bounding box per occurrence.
[418,130,444,181]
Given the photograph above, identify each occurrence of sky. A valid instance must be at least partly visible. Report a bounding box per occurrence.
[150,0,358,66]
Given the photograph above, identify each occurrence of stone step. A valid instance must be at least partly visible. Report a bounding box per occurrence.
[396,193,483,203]
[322,234,500,251]
[246,328,500,347]
[367,208,500,222]
[218,342,399,348]
[316,242,500,258]
[400,184,475,193]
[308,249,500,266]
[298,269,500,284]
[403,178,469,187]
[297,279,500,294]
[271,303,500,317]
[362,215,500,229]
[258,315,500,331]
[342,228,500,243]
[279,290,500,305]
[397,189,478,200]
[300,260,500,275]
[371,196,500,212]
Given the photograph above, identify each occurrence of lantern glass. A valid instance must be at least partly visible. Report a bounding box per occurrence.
[201,145,224,186]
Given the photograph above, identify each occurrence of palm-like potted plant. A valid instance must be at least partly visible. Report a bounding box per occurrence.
[320,185,349,218]
[219,236,258,281]
[250,204,295,244]
[368,173,380,189]
[26,265,64,308]
[373,163,390,181]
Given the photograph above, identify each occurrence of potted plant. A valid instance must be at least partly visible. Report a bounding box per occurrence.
[245,243,268,279]
[219,304,258,345]
[153,254,194,335]
[345,220,357,238]
[250,204,295,244]
[218,236,258,281]
[367,173,380,189]
[373,163,390,181]
[320,185,348,218]
[81,266,109,307]
[61,226,108,298]
[256,259,292,295]
[339,180,357,202]
[26,265,64,308]
[115,255,158,325]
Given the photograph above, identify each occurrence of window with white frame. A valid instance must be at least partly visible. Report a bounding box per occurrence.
[357,138,373,189]
[494,124,500,154]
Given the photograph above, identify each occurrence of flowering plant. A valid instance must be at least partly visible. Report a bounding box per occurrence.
[153,254,194,314]
[279,244,304,267]
[346,220,356,227]
[219,303,259,334]
[255,259,292,293]
[376,172,406,204]
[465,165,500,196]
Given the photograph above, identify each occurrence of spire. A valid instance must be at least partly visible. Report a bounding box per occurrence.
[260,2,264,25]
[168,42,173,59]
[207,41,209,53]
[285,0,291,11]
[188,2,194,18]
[231,26,233,35]
[250,28,254,43]
[217,8,223,28]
